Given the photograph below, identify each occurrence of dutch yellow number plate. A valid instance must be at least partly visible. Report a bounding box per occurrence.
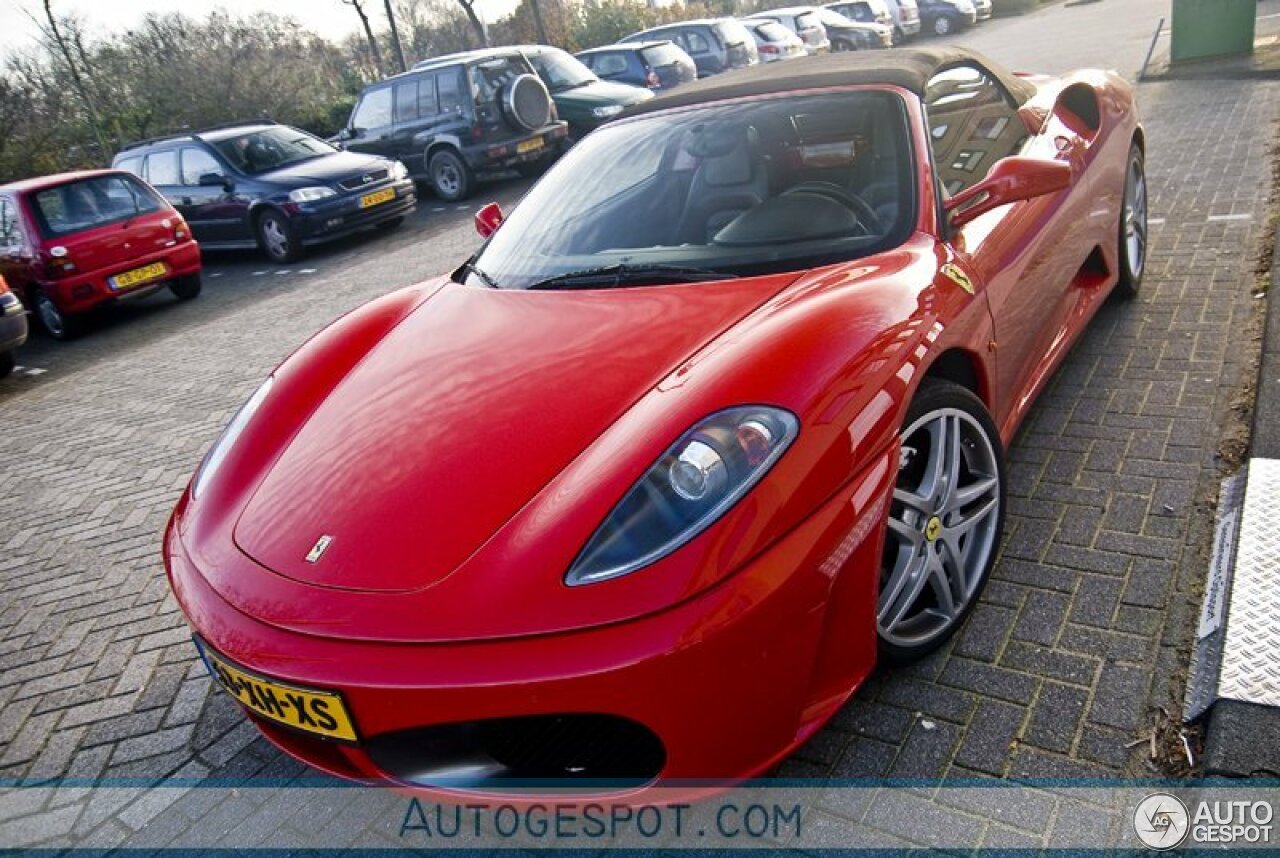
[195,639,358,742]
[359,187,396,209]
[517,137,544,154]
[111,261,167,291]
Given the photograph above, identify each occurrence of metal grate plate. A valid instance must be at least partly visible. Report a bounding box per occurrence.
[1218,458,1280,708]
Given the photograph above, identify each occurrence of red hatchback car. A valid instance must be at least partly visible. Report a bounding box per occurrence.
[165,48,1145,797]
[0,169,202,340]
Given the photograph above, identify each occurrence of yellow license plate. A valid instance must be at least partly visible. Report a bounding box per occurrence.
[517,137,544,154]
[360,187,396,209]
[111,261,167,291]
[195,639,358,742]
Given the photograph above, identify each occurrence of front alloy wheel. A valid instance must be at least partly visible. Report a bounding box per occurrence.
[878,379,1005,662]
[933,15,954,35]
[257,210,301,264]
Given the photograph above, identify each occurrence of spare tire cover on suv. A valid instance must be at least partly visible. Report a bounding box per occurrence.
[504,74,552,132]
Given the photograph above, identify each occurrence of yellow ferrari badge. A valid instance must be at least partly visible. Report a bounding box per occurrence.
[942,263,975,295]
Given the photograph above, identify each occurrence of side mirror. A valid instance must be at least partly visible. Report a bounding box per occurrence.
[198,172,231,189]
[944,156,1071,230]
[474,202,504,238]
[347,127,364,139]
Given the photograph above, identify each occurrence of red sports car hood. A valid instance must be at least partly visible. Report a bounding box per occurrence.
[232,277,792,593]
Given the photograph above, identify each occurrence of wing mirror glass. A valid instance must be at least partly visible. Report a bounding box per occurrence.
[944,156,1071,230]
[474,202,504,238]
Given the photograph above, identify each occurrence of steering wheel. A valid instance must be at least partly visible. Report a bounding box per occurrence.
[781,182,885,236]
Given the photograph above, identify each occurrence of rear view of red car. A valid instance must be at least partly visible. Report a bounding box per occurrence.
[0,170,202,340]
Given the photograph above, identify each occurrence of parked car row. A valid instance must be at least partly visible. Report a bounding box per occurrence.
[0,0,999,354]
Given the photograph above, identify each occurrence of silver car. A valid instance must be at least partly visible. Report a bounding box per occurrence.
[743,19,807,62]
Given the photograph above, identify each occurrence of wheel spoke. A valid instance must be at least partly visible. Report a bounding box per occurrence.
[878,546,929,632]
[892,487,932,516]
[927,552,958,618]
[949,474,998,512]
[939,415,962,510]
[934,541,965,614]
[886,514,920,546]
[948,494,998,542]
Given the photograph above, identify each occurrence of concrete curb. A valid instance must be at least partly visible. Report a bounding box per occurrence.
[1194,223,1280,777]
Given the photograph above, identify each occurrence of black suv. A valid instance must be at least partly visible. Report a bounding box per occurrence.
[340,50,569,202]
[112,121,416,263]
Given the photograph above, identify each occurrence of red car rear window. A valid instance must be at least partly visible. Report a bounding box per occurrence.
[29,174,165,239]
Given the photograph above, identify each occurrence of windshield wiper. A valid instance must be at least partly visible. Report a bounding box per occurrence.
[459,259,499,288]
[526,264,738,291]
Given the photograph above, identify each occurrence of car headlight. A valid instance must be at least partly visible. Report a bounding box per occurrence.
[390,160,409,180]
[566,406,799,586]
[591,104,625,119]
[191,376,274,499]
[288,187,337,203]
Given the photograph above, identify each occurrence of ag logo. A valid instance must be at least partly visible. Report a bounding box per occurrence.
[1134,793,1189,850]
[941,263,974,295]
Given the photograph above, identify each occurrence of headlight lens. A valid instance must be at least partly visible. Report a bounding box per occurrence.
[288,186,336,203]
[390,160,409,180]
[191,376,274,499]
[591,104,625,119]
[566,406,799,586]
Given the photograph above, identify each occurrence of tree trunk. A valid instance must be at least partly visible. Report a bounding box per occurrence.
[343,0,384,73]
[458,0,490,48]
[529,0,549,44]
[40,0,110,161]
[383,0,408,72]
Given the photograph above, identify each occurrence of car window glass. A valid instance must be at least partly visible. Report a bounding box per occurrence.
[116,155,143,178]
[418,74,439,115]
[394,81,419,123]
[180,147,222,185]
[528,49,596,92]
[640,43,684,67]
[469,56,532,105]
[594,53,629,77]
[0,199,22,248]
[712,21,752,46]
[352,87,392,130]
[796,12,820,30]
[30,175,164,238]
[146,150,180,186]
[438,69,464,112]
[925,64,1027,195]
[754,21,793,41]
[683,30,711,53]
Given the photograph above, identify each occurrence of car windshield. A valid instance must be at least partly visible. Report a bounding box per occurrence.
[528,49,596,91]
[753,20,795,41]
[641,43,686,66]
[212,127,335,175]
[468,90,913,290]
[29,174,165,238]
[817,8,856,26]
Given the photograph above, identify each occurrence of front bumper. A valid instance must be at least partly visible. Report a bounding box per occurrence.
[165,447,894,798]
[0,293,27,354]
[463,123,570,172]
[291,180,417,246]
[46,240,202,315]
[974,0,992,19]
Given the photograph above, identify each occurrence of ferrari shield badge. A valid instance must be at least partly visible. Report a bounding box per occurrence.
[305,535,333,564]
[942,263,975,295]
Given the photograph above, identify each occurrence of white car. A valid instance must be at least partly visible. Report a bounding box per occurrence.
[743,18,807,62]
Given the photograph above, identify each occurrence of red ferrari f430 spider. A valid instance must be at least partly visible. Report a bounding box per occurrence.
[165,47,1145,796]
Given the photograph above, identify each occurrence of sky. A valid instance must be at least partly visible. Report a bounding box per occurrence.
[0,0,519,55]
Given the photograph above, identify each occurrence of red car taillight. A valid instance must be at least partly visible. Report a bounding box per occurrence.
[760,43,779,54]
[0,274,9,295]
[645,69,660,88]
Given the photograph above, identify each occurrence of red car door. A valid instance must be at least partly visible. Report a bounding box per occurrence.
[926,64,1095,436]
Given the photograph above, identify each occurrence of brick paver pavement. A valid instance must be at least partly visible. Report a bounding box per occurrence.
[2,1,1278,846]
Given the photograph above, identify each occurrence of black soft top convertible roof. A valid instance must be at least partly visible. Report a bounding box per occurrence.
[626,46,1038,117]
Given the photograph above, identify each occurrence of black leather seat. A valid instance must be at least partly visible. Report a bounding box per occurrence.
[676,125,769,244]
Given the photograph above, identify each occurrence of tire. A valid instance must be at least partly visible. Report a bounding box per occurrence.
[932,14,953,36]
[169,273,202,301]
[428,149,473,202]
[256,209,302,264]
[1114,142,1147,300]
[32,288,82,341]
[877,378,1006,664]
[0,350,13,379]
